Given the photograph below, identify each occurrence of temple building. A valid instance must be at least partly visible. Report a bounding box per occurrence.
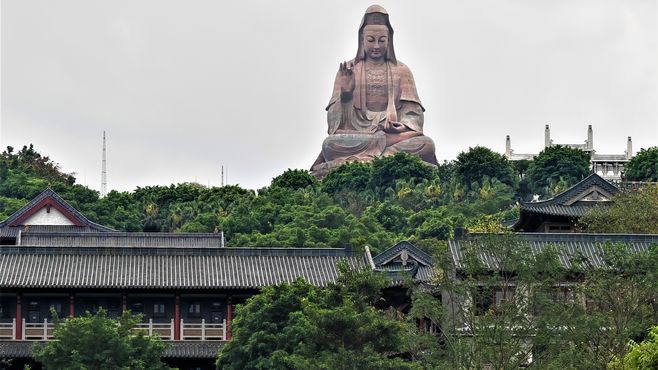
[0,189,434,370]
[1,185,654,368]
[513,173,619,233]
[504,125,633,182]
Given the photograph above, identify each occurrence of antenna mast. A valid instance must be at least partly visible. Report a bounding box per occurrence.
[101,131,107,197]
[221,165,224,187]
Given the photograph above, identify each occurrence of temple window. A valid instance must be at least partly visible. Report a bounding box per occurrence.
[131,302,144,314]
[49,303,62,318]
[153,303,166,318]
[188,302,201,318]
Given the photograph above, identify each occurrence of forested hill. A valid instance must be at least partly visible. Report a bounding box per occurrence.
[2,144,656,255]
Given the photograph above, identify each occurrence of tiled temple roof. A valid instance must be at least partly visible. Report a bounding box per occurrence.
[0,341,33,358]
[449,233,658,271]
[0,246,364,289]
[370,241,437,285]
[513,174,619,231]
[19,232,224,248]
[0,340,224,359]
[518,173,618,218]
[163,341,224,358]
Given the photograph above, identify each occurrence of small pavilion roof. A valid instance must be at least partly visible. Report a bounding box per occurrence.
[513,174,618,230]
[370,241,436,285]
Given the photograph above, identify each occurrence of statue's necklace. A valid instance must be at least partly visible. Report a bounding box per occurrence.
[365,62,387,98]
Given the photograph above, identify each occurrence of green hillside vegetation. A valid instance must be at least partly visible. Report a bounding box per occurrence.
[0,145,522,254]
[0,144,653,255]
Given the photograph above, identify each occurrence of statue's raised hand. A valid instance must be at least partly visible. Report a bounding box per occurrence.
[338,62,355,94]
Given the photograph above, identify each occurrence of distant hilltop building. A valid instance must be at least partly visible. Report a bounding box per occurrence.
[505,124,633,182]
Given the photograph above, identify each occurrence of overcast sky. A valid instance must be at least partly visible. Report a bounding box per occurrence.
[1,0,656,192]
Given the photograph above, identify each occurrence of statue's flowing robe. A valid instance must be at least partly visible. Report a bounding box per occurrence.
[312,59,437,170]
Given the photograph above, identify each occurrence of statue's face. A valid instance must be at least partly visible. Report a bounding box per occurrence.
[362,25,389,61]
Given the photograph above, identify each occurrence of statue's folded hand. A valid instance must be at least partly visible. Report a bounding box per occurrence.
[383,120,409,134]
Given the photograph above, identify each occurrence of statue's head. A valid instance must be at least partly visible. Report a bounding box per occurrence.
[356,5,396,64]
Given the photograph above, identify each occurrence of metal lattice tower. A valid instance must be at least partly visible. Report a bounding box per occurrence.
[101,131,107,197]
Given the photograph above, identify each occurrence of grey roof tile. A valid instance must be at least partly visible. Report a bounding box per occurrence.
[0,247,365,289]
[19,232,224,248]
[449,233,658,271]
[162,341,224,358]
[0,340,223,359]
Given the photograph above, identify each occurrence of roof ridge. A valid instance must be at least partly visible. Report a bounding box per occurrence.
[519,173,618,208]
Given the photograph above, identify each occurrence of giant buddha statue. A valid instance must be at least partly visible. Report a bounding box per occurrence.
[311,5,438,177]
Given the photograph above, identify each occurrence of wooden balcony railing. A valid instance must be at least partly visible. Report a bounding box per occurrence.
[4,318,227,341]
[23,319,55,340]
[0,320,15,340]
[133,319,174,340]
[181,319,226,340]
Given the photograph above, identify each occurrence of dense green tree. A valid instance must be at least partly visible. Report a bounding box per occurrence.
[271,169,318,190]
[624,147,658,182]
[0,196,27,220]
[540,243,658,368]
[320,161,372,195]
[217,264,433,370]
[579,186,658,234]
[369,153,437,194]
[440,235,658,369]
[365,202,410,234]
[33,309,171,370]
[454,146,517,189]
[526,145,590,196]
[1,144,75,185]
[609,325,658,370]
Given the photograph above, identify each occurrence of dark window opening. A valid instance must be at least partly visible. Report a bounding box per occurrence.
[108,303,120,318]
[188,303,201,318]
[28,302,40,323]
[49,303,63,318]
[474,287,493,316]
[0,237,16,245]
[153,303,166,318]
[131,302,144,314]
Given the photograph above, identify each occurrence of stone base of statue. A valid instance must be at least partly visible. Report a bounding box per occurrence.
[310,130,438,179]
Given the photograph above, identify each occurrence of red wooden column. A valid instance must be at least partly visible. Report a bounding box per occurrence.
[122,293,127,313]
[226,296,233,340]
[174,293,181,341]
[69,293,75,317]
[15,293,22,340]
[418,318,426,332]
